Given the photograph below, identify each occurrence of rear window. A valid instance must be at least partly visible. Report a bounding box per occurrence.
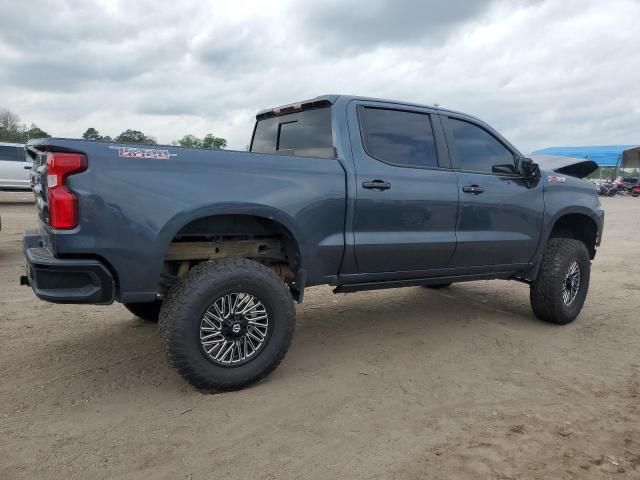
[250,107,334,158]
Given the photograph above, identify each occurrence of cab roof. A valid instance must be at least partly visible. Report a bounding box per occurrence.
[256,94,467,119]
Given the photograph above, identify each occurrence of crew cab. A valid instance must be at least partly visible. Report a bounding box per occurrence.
[21,95,604,391]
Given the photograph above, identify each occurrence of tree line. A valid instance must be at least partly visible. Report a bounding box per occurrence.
[0,108,49,143]
[0,108,227,150]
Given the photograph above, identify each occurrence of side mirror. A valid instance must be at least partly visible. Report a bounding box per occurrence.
[521,157,540,179]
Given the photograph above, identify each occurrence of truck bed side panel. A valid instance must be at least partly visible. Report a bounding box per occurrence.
[38,140,346,301]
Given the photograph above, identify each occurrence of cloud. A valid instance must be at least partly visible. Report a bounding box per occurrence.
[292,0,497,52]
[0,0,638,152]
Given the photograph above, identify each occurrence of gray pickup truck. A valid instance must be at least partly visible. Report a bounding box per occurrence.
[22,95,604,391]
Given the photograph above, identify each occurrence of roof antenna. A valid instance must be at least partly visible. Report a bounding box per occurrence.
[434,103,440,107]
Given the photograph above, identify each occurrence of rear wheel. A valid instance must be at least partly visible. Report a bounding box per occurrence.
[159,258,295,391]
[530,238,590,325]
[124,299,163,323]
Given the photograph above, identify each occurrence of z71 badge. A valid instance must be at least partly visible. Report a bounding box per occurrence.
[547,175,566,183]
[109,146,177,159]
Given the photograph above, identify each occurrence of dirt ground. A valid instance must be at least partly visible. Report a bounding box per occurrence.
[0,192,638,480]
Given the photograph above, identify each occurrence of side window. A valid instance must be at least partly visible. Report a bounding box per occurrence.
[0,146,20,162]
[361,107,439,168]
[449,118,516,174]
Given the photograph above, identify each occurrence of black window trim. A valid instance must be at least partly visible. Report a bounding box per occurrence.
[357,105,448,171]
[249,106,337,160]
[276,120,297,152]
[443,114,523,177]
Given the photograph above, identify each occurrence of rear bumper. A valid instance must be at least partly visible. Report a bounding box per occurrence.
[22,230,115,304]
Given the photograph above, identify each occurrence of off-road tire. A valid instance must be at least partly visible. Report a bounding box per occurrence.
[530,238,590,325]
[423,283,452,289]
[158,258,295,391]
[124,299,163,322]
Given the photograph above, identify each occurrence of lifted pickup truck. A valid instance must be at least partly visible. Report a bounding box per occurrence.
[22,95,604,391]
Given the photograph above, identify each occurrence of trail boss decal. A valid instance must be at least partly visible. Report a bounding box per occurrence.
[547,175,566,184]
[109,146,177,159]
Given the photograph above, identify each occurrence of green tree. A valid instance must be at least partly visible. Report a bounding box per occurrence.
[0,108,24,142]
[82,127,102,140]
[26,124,49,140]
[202,133,227,150]
[174,133,227,150]
[115,129,157,145]
[81,127,112,142]
[0,127,23,142]
[0,108,49,142]
[174,134,203,149]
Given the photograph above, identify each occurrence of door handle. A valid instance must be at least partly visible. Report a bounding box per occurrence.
[362,180,391,191]
[462,185,485,194]
[24,165,32,170]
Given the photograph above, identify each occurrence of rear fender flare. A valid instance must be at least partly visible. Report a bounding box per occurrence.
[153,202,305,281]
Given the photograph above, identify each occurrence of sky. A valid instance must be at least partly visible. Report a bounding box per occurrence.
[0,0,639,152]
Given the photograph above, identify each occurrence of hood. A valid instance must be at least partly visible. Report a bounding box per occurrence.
[530,155,598,179]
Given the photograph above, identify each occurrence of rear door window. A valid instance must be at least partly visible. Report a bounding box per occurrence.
[251,107,334,158]
[0,146,21,162]
[360,107,439,168]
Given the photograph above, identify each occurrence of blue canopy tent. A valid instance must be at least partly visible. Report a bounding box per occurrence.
[532,146,640,176]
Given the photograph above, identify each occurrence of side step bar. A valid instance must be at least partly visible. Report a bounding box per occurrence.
[333,271,515,294]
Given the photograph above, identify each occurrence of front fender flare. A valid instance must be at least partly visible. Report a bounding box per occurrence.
[526,205,603,280]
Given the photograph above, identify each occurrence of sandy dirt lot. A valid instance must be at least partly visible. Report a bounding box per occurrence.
[0,192,638,479]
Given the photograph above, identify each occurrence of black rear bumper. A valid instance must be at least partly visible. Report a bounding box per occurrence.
[22,231,115,304]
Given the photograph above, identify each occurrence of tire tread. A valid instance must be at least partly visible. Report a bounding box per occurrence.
[530,238,590,325]
[158,258,295,391]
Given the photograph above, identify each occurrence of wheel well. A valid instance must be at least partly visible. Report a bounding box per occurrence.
[160,214,302,295]
[549,214,598,258]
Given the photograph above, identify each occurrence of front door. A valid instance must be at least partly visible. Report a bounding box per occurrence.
[442,115,544,267]
[349,102,459,274]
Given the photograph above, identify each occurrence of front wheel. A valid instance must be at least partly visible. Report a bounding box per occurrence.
[530,238,590,325]
[159,258,296,391]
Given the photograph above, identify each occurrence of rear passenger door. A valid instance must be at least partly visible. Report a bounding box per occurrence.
[348,101,459,274]
[441,115,544,267]
[0,145,30,189]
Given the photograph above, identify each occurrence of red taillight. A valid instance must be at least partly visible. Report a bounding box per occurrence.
[46,152,87,229]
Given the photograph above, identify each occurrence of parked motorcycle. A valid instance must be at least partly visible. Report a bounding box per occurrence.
[599,182,620,196]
